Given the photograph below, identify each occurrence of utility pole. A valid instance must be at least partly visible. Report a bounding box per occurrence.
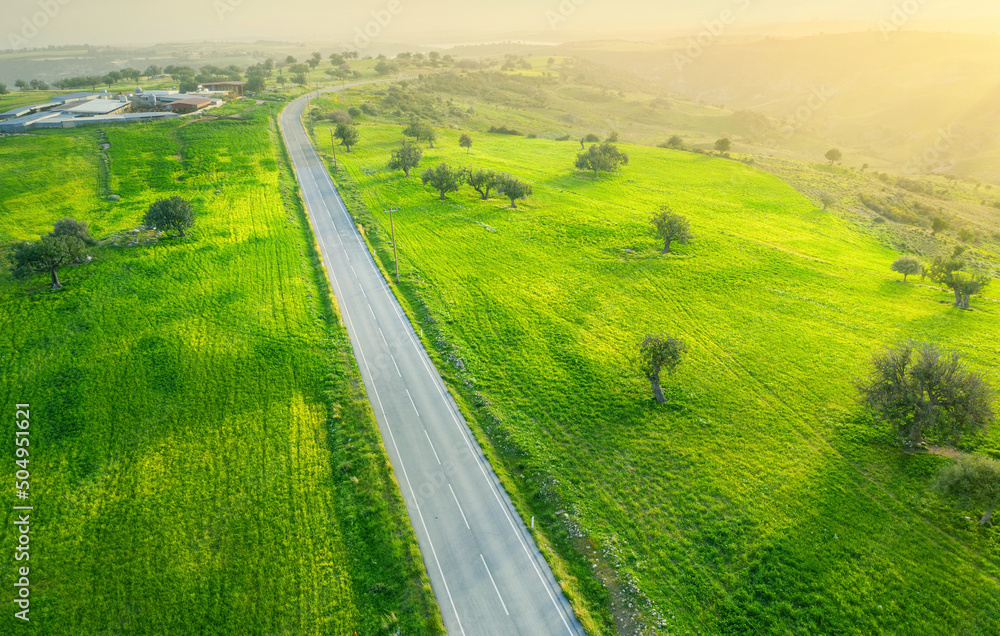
[330,130,338,171]
[388,208,399,283]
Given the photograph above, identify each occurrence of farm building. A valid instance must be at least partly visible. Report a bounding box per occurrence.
[168,98,213,113]
[65,98,131,116]
[200,81,246,96]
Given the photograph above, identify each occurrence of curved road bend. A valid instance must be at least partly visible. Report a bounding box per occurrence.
[280,87,586,635]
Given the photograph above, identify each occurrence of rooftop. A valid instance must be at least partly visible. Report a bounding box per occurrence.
[66,100,129,115]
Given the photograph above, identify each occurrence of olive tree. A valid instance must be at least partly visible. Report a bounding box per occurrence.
[145,197,195,237]
[334,123,359,153]
[825,148,842,164]
[858,341,994,445]
[637,335,687,403]
[459,133,473,154]
[497,175,533,209]
[9,234,87,290]
[388,140,423,177]
[52,217,98,246]
[891,256,922,283]
[933,454,1000,526]
[466,169,499,200]
[421,164,463,200]
[575,142,629,178]
[714,138,731,152]
[651,207,692,254]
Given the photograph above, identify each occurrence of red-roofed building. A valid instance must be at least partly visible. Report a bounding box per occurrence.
[168,98,213,113]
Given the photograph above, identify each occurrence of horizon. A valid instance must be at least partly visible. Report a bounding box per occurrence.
[4,0,1000,51]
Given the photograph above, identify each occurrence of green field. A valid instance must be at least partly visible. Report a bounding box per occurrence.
[0,105,442,634]
[311,98,1000,634]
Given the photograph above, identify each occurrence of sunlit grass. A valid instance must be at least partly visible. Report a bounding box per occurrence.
[315,111,1000,634]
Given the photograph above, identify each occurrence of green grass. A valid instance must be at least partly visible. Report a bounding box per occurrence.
[0,108,442,634]
[313,112,1000,634]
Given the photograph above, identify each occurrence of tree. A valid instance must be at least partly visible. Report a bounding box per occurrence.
[826,148,843,164]
[651,208,692,254]
[285,55,297,64]
[144,197,195,237]
[637,335,687,404]
[29,79,49,90]
[459,133,473,154]
[14,80,27,91]
[579,133,600,149]
[944,271,991,310]
[0,83,8,95]
[388,140,423,177]
[329,53,345,65]
[121,68,141,83]
[421,164,463,200]
[334,123,359,153]
[714,138,731,152]
[52,218,97,246]
[606,131,619,143]
[575,142,630,178]
[933,454,1000,526]
[308,52,322,69]
[665,135,684,150]
[932,217,950,235]
[891,256,922,283]
[466,169,499,200]
[143,65,162,77]
[404,121,437,148]
[819,192,836,210]
[245,75,266,93]
[375,60,398,76]
[858,341,994,445]
[497,175,533,209]
[9,234,87,290]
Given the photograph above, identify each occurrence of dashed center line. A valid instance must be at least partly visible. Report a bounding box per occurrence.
[406,389,420,417]
[449,484,470,530]
[424,430,442,465]
[481,554,510,616]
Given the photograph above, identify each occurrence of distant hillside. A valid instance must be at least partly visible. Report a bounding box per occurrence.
[560,32,1000,183]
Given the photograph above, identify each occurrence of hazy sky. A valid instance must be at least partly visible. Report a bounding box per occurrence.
[4,0,1000,48]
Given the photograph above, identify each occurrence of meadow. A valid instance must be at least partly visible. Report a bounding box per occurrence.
[0,104,443,634]
[311,92,1000,635]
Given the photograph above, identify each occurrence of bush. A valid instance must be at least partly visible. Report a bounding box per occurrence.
[488,125,522,136]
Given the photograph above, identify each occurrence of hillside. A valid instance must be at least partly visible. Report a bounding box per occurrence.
[308,83,1000,634]
[559,32,1000,183]
[0,103,442,634]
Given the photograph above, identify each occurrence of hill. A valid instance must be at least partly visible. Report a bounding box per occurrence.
[559,32,1000,183]
[307,82,1000,634]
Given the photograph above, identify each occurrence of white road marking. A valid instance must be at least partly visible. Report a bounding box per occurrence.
[406,389,420,417]
[481,554,510,616]
[424,430,442,465]
[378,327,389,347]
[390,355,402,377]
[449,484,470,530]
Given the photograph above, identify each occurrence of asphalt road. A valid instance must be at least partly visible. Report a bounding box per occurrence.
[280,87,586,636]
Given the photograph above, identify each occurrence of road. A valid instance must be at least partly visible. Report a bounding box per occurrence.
[280,86,586,635]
